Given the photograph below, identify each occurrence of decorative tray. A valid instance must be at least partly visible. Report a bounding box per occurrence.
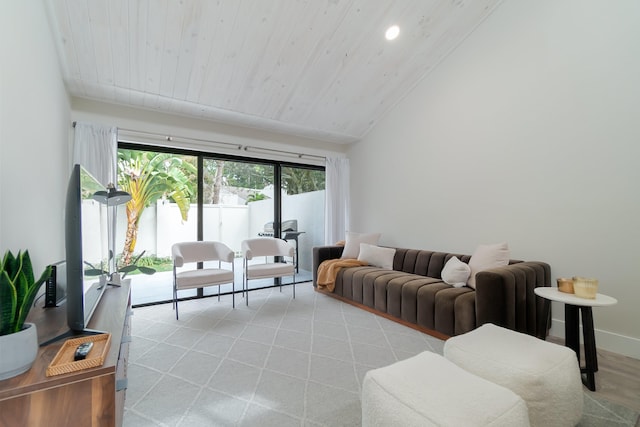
[46,333,111,377]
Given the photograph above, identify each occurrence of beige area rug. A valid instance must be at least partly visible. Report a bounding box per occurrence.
[123,283,639,426]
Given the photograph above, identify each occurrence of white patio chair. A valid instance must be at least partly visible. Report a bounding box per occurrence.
[171,241,235,319]
[241,237,296,306]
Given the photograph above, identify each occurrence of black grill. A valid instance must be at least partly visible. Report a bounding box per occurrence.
[259,219,298,237]
[258,219,303,272]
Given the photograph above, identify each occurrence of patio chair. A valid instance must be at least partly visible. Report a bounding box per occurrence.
[241,237,296,306]
[171,241,235,319]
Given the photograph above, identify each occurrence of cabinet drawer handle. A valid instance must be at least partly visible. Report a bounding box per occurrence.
[116,378,128,391]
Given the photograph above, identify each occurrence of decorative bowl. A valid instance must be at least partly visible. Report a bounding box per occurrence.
[573,276,598,299]
[557,278,574,294]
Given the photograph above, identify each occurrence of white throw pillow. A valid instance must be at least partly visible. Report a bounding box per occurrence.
[441,256,471,288]
[358,243,396,270]
[340,231,381,259]
[467,242,510,289]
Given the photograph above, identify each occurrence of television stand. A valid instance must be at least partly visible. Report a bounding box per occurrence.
[0,280,131,427]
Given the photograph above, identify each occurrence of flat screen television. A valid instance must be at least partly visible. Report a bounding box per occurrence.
[65,164,110,335]
[65,164,109,334]
[41,165,110,346]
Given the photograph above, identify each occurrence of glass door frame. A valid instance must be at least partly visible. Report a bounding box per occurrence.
[118,141,324,306]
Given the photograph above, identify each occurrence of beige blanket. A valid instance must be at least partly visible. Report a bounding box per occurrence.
[317,258,368,292]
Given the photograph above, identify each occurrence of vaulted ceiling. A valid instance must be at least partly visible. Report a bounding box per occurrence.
[46,0,501,144]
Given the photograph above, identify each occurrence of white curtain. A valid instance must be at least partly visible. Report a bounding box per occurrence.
[324,157,350,245]
[73,122,119,275]
[72,122,118,186]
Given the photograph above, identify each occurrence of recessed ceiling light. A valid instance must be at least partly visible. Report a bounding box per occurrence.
[385,25,400,41]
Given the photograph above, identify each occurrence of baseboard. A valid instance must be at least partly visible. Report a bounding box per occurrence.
[549,318,640,361]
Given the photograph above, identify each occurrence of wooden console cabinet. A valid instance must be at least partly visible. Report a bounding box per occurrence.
[0,280,131,427]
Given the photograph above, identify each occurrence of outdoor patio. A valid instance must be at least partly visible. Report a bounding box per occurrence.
[128,257,313,307]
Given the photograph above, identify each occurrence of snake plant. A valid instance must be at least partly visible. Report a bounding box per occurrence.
[0,250,51,336]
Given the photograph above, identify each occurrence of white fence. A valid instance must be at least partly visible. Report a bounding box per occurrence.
[104,190,326,271]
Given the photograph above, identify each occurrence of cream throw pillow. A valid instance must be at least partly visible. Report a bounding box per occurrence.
[340,231,381,259]
[441,256,471,288]
[467,242,510,289]
[358,243,395,270]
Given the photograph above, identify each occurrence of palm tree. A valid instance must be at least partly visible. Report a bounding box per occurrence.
[117,150,196,266]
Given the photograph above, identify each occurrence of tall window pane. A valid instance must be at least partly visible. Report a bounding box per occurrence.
[280,166,325,281]
[117,148,197,305]
[202,158,275,294]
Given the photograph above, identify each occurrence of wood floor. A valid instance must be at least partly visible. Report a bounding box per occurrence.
[548,336,640,417]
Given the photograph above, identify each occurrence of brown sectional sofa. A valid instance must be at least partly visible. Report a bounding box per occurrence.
[312,245,551,338]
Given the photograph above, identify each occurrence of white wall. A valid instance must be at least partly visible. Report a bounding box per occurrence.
[0,0,70,271]
[349,0,640,358]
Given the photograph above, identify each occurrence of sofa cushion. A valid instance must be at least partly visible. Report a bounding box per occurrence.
[441,256,471,288]
[357,243,395,270]
[467,242,510,289]
[340,231,381,259]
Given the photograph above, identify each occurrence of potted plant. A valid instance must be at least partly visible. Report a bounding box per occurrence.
[0,250,51,380]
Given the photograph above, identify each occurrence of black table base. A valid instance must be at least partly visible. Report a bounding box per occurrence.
[541,299,598,391]
[565,304,598,391]
[543,299,598,391]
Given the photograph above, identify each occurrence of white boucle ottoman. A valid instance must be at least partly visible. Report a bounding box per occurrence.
[361,351,530,427]
[444,323,583,427]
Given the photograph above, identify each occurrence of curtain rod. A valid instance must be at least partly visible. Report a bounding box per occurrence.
[72,121,241,150]
[243,145,326,160]
[71,121,326,161]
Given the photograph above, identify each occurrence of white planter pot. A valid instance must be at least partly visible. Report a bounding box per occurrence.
[0,323,38,380]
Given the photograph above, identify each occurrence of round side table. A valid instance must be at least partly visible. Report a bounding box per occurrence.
[534,287,617,391]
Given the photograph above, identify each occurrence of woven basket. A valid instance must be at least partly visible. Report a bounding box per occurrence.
[573,277,598,299]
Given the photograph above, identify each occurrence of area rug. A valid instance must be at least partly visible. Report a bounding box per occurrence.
[580,393,639,427]
[124,283,639,426]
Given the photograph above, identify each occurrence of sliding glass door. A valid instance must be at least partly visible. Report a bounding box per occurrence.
[118,143,324,306]
[281,166,325,281]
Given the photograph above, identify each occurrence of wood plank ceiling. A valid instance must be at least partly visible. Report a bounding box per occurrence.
[46,0,502,144]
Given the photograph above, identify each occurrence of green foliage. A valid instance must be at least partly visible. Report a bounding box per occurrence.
[0,250,51,336]
[118,150,197,213]
[221,162,274,189]
[134,255,172,269]
[281,167,325,195]
[117,150,197,265]
[203,160,324,203]
[118,254,172,275]
[118,264,156,276]
[246,193,268,204]
[117,251,157,277]
[83,251,159,278]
